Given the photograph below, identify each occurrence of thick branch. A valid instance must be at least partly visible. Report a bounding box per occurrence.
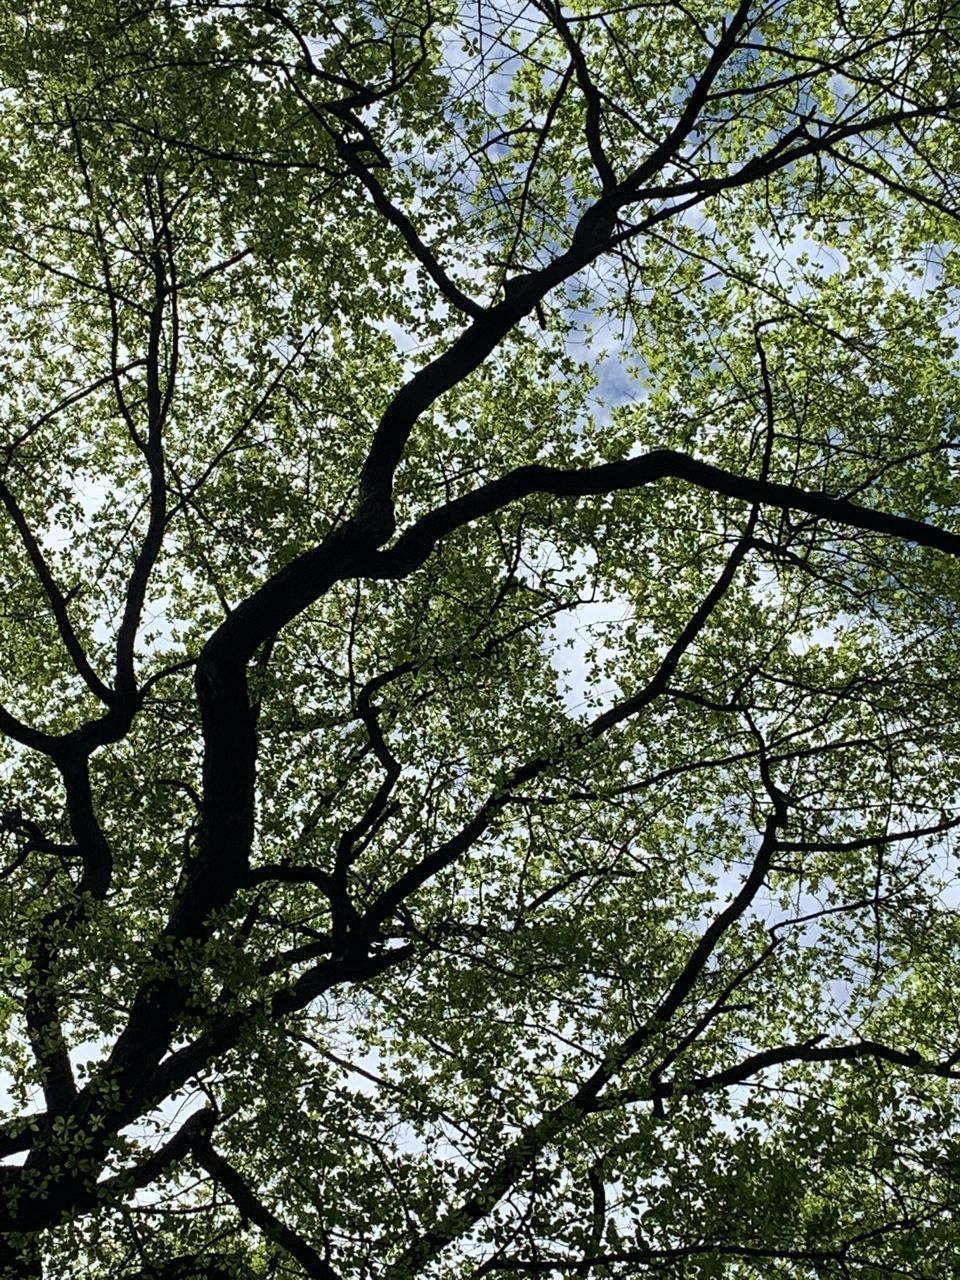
[192,1133,340,1280]
[376,449,960,579]
[23,941,76,1115]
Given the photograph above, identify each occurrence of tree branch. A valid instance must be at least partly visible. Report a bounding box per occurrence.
[376,449,960,581]
[192,1133,341,1280]
[0,475,113,705]
[382,809,783,1280]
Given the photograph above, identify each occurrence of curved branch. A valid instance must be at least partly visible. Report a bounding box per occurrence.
[534,0,616,192]
[375,449,960,580]
[0,476,113,705]
[192,1132,339,1280]
[686,1036,960,1094]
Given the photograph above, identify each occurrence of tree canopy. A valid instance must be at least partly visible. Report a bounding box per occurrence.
[0,0,959,1275]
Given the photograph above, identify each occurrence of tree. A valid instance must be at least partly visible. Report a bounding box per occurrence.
[0,0,957,1273]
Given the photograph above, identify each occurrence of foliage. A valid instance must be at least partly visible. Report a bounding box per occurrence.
[0,0,957,1275]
